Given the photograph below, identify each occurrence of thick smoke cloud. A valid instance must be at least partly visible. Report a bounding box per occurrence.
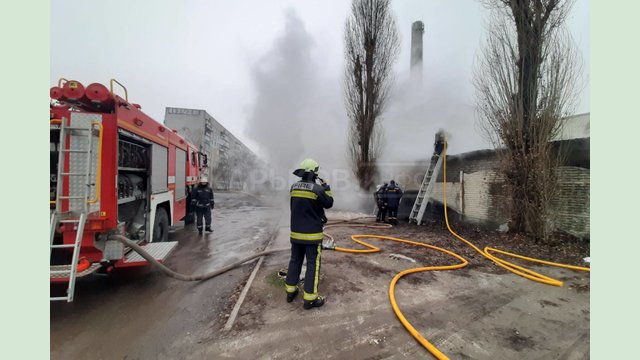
[245,9,372,211]
[246,9,316,176]
[245,8,490,209]
[381,72,489,163]
[376,28,493,191]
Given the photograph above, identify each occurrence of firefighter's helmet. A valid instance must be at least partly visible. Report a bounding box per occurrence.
[299,158,319,173]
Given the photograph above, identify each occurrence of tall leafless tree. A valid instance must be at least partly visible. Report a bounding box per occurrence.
[475,0,580,240]
[344,0,400,190]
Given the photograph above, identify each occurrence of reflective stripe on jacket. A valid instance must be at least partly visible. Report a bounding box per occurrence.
[290,180,333,244]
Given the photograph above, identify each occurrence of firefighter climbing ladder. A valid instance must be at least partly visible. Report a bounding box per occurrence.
[408,150,444,225]
[50,116,100,302]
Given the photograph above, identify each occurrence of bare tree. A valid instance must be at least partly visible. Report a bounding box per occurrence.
[344,0,400,190]
[474,0,580,240]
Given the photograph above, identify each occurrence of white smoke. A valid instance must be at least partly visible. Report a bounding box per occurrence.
[244,8,371,211]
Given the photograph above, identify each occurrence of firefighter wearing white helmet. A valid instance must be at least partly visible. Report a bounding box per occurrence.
[285,158,333,309]
[190,175,215,235]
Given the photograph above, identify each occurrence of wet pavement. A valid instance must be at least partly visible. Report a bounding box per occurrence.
[50,192,283,360]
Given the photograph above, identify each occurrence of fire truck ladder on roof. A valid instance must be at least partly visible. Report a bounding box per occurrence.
[50,118,100,302]
[408,150,444,225]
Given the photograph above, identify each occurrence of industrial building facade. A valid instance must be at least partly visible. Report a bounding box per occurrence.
[164,107,258,190]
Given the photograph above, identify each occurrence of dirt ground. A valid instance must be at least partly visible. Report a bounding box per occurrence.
[196,212,590,359]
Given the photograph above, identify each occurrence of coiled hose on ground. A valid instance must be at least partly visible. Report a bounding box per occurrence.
[324,222,468,359]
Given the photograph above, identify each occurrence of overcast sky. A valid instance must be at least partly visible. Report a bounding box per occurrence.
[51,0,589,161]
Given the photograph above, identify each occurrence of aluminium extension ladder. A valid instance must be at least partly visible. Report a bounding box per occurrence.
[50,117,98,302]
[408,150,444,225]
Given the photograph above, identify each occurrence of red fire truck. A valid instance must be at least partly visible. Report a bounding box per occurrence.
[50,78,205,302]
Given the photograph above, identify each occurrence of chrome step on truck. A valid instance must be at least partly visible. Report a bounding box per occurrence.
[120,241,179,266]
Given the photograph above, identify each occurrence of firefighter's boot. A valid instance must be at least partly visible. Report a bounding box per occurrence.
[303,296,325,310]
[286,289,299,303]
[205,227,213,233]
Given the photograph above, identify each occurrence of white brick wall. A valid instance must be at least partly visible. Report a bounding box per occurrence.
[551,167,590,237]
[461,170,496,224]
[430,170,498,224]
[430,182,462,213]
[431,167,589,236]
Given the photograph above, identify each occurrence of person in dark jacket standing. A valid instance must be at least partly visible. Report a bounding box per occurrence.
[190,176,214,235]
[433,129,446,156]
[434,130,446,156]
[285,158,333,309]
[385,180,403,225]
[374,182,388,222]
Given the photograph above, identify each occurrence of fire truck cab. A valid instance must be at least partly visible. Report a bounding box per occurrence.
[50,78,204,301]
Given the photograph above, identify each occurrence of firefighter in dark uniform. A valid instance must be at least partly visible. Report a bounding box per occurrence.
[374,182,388,222]
[385,180,403,225]
[434,130,446,156]
[285,158,333,309]
[190,176,214,235]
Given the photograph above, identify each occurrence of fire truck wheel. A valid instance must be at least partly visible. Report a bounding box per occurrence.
[153,207,170,243]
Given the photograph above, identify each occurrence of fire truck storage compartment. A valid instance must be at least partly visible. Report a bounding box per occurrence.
[117,135,150,240]
[175,148,187,200]
[150,143,168,194]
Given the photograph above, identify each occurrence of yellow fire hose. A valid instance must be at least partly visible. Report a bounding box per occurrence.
[324,141,590,359]
[325,222,467,359]
[440,141,590,286]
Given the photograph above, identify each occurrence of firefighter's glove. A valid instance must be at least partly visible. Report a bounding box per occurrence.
[210,203,215,210]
